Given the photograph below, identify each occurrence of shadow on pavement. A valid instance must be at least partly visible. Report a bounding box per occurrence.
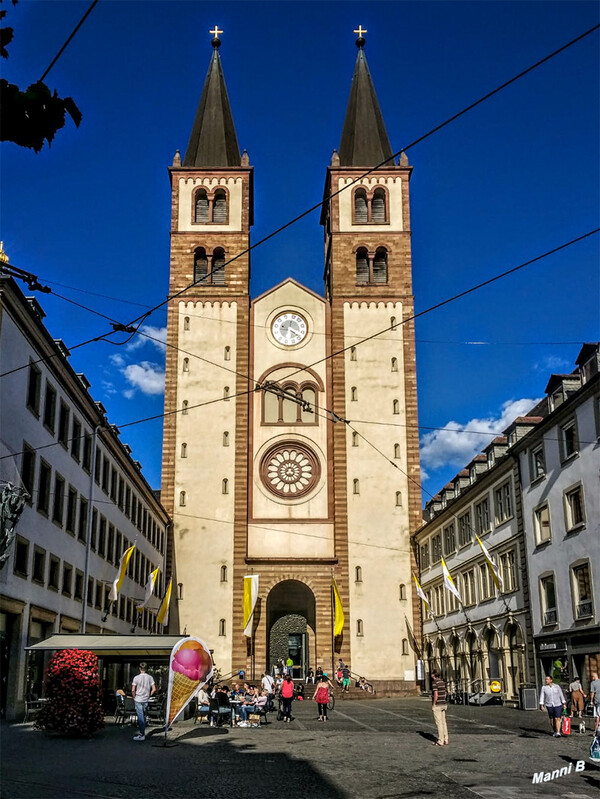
[416,730,437,742]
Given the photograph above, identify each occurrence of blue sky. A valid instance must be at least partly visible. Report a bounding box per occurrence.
[2,1,599,503]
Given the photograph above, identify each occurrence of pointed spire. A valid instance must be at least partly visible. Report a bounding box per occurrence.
[183,32,241,167]
[338,34,394,167]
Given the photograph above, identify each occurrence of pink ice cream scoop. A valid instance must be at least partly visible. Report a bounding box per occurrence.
[172,647,206,681]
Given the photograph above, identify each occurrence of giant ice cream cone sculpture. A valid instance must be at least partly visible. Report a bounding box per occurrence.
[166,637,213,728]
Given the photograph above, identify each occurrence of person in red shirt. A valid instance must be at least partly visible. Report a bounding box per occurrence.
[313,676,330,722]
[280,674,295,722]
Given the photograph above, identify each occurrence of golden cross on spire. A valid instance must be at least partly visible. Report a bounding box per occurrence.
[209,25,223,40]
[354,25,367,38]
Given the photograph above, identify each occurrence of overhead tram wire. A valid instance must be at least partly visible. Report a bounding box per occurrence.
[2,229,598,457]
[2,24,598,379]
[39,0,100,82]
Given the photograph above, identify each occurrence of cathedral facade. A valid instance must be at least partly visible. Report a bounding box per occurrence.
[161,34,421,688]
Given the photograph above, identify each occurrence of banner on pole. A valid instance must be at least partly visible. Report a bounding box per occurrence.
[332,577,344,637]
[165,637,213,728]
[156,578,172,626]
[137,567,159,611]
[243,574,259,637]
[108,544,135,602]
[476,535,503,590]
[441,558,462,602]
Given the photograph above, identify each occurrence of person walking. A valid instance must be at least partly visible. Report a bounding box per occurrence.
[590,671,600,736]
[568,677,586,718]
[539,675,567,737]
[431,669,448,746]
[131,662,156,741]
[261,672,274,697]
[341,662,351,693]
[313,675,330,722]
[280,674,295,722]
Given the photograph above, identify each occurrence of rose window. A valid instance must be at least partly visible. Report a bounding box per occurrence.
[261,443,320,499]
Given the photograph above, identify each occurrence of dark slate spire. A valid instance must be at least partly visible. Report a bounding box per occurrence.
[183,35,241,167]
[338,36,394,167]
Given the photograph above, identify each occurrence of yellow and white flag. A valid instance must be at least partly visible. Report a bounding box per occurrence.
[413,574,430,612]
[157,577,172,626]
[476,536,503,590]
[243,574,259,637]
[333,577,345,637]
[441,558,462,602]
[108,544,135,602]
[137,567,159,611]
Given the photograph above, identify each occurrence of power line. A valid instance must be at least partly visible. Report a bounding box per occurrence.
[39,0,100,82]
[281,229,600,381]
[3,23,597,377]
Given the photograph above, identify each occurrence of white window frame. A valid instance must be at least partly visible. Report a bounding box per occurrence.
[499,548,518,592]
[494,480,513,525]
[559,418,579,462]
[458,511,472,548]
[564,483,585,532]
[530,443,546,482]
[571,560,594,620]
[479,562,495,601]
[533,503,551,545]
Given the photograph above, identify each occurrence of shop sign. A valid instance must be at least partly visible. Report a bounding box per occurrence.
[539,641,567,652]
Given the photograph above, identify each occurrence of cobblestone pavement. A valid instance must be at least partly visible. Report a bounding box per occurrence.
[1,697,599,798]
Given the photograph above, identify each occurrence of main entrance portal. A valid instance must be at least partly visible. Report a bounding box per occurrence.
[266,580,316,679]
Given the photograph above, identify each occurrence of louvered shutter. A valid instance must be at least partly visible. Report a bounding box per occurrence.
[212,253,226,284]
[194,251,208,283]
[356,251,369,284]
[195,191,209,223]
[354,191,368,223]
[372,250,388,284]
[372,190,386,223]
[213,192,227,223]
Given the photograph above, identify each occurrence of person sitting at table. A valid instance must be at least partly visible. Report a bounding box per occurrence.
[238,689,268,722]
[230,683,243,700]
[211,686,233,727]
[197,687,210,718]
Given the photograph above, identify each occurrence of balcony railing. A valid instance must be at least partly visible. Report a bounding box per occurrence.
[543,609,558,625]
[576,600,593,619]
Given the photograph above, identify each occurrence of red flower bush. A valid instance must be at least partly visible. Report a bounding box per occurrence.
[35,649,104,737]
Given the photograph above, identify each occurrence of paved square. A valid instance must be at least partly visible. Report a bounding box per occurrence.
[1,697,599,798]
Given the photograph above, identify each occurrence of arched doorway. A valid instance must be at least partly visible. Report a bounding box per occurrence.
[266,580,316,679]
[437,638,448,680]
[484,626,501,682]
[450,634,462,694]
[465,629,479,691]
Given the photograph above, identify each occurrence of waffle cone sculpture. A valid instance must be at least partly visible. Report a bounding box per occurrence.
[166,638,213,727]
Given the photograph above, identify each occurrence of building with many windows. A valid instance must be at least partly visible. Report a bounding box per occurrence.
[513,343,599,688]
[0,276,170,720]
[413,343,599,705]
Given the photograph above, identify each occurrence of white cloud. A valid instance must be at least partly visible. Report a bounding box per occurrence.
[420,398,541,472]
[127,325,167,353]
[535,354,570,373]
[101,380,117,396]
[109,354,125,368]
[122,361,165,396]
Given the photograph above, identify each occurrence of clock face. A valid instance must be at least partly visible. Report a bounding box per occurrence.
[271,312,308,346]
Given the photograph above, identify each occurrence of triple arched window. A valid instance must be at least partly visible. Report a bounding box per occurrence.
[194,247,226,285]
[263,382,318,424]
[194,187,228,224]
[356,246,388,285]
[353,186,388,224]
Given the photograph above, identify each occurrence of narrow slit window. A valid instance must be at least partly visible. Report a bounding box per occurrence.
[355,565,362,582]
[182,400,189,415]
[219,618,226,636]
[399,583,406,600]
[223,431,229,447]
[353,479,360,495]
[352,431,359,447]
[224,346,231,361]
[393,399,400,414]
[350,346,357,362]
[223,386,230,400]
[402,638,409,655]
[357,619,364,636]
[182,358,189,373]
[222,478,229,495]
[220,565,227,582]
[394,443,401,459]
[351,387,358,402]
[183,316,190,331]
[391,357,398,372]
[179,491,186,506]
[181,443,187,458]
[396,491,402,506]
